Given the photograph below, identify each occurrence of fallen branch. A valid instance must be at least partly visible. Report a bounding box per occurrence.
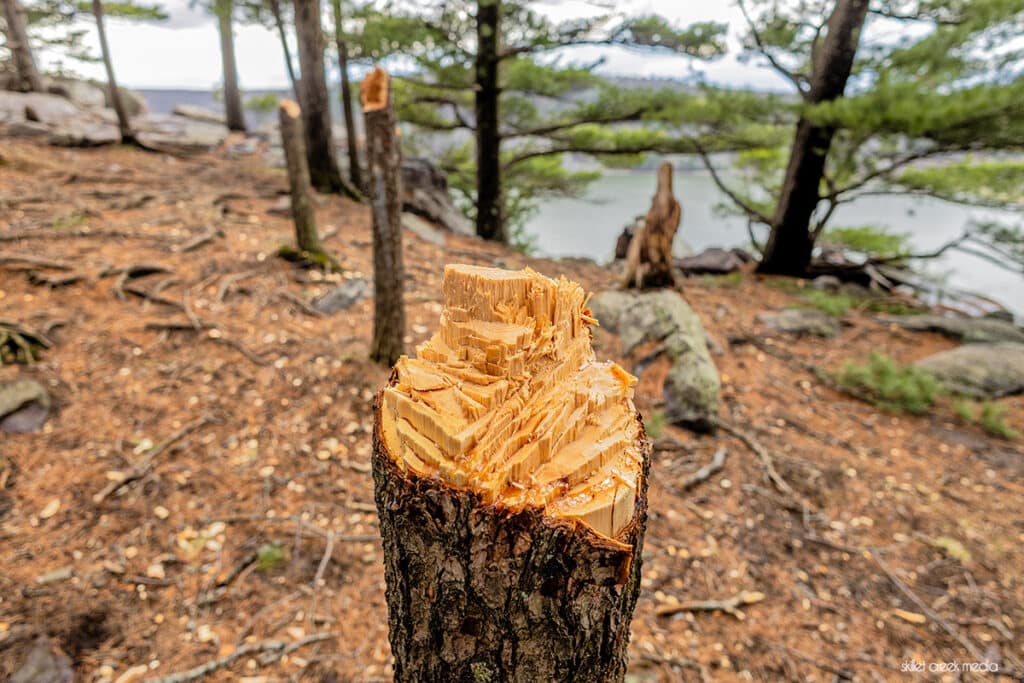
[145,632,332,683]
[174,225,224,253]
[680,448,727,491]
[718,419,802,503]
[656,589,765,619]
[0,253,74,270]
[93,414,214,504]
[275,289,324,317]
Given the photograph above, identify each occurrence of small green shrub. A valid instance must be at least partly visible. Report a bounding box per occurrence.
[645,410,667,439]
[245,93,280,112]
[836,352,941,414]
[802,289,854,317]
[256,543,287,572]
[979,402,1019,440]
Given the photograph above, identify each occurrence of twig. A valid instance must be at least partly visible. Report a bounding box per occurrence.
[0,253,73,270]
[216,269,260,303]
[209,336,273,366]
[144,633,332,683]
[656,589,765,619]
[308,531,336,630]
[275,289,324,317]
[870,551,986,664]
[779,646,854,680]
[93,414,214,504]
[680,448,727,491]
[175,225,223,253]
[200,513,378,543]
[638,652,712,683]
[718,419,800,501]
[182,288,203,330]
[197,549,258,606]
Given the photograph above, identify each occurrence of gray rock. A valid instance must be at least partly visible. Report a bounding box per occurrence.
[0,379,50,433]
[48,119,120,147]
[759,308,840,338]
[3,119,51,138]
[134,113,229,152]
[10,636,73,683]
[915,342,1024,398]
[811,275,843,291]
[0,91,82,124]
[676,247,751,275]
[591,289,720,431]
[173,104,226,125]
[402,212,446,246]
[401,158,474,236]
[314,277,371,314]
[880,314,1024,344]
[45,77,107,109]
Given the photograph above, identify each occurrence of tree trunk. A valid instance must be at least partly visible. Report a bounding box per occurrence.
[373,264,650,681]
[622,161,681,289]
[1,0,43,92]
[757,0,871,276]
[268,0,298,95]
[91,0,133,144]
[216,0,247,132]
[293,0,358,199]
[331,0,364,193]
[474,0,504,242]
[279,99,323,255]
[361,67,404,366]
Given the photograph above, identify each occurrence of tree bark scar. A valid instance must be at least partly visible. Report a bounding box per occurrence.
[372,390,652,682]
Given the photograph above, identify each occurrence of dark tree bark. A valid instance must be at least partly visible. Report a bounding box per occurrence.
[216,0,247,132]
[330,0,364,193]
[757,0,871,276]
[293,0,360,199]
[91,0,133,144]
[361,67,404,366]
[474,0,504,242]
[1,0,43,92]
[279,99,322,256]
[268,0,298,95]
[372,404,651,682]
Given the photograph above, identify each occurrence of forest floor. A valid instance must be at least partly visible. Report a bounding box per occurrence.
[1,138,1022,682]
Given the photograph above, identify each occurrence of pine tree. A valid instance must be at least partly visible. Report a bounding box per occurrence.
[699,0,1024,276]
[1,0,44,91]
[349,1,728,244]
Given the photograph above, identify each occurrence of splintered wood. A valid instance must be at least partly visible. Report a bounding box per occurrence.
[380,264,644,539]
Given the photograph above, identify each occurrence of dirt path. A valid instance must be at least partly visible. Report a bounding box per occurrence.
[1,139,1021,681]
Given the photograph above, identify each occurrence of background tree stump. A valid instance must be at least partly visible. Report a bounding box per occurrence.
[622,161,682,289]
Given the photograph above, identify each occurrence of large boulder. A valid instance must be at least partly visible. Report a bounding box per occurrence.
[44,77,107,109]
[400,158,474,236]
[590,289,721,431]
[676,247,752,275]
[0,91,81,125]
[879,314,1024,344]
[172,104,226,125]
[0,379,51,433]
[915,342,1024,398]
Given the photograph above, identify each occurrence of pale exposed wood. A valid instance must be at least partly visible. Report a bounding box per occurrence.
[278,99,321,255]
[622,161,681,289]
[380,264,644,539]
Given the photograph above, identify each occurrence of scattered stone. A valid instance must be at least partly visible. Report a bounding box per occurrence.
[39,498,61,520]
[10,636,73,683]
[879,314,1024,344]
[811,275,842,291]
[402,212,446,247]
[313,277,371,314]
[590,289,720,431]
[0,379,51,433]
[36,566,73,584]
[400,158,474,236]
[113,664,150,683]
[915,342,1024,398]
[676,247,752,275]
[759,309,840,338]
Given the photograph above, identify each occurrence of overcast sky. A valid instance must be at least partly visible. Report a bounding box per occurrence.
[36,0,793,91]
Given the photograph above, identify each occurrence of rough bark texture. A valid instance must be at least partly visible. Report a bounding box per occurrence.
[1,0,43,92]
[474,0,504,243]
[279,99,321,255]
[331,0,363,193]
[216,0,247,132]
[91,0,133,144]
[268,0,298,95]
[622,161,681,289]
[372,398,651,682]
[293,0,352,197]
[758,0,870,276]
[361,68,404,366]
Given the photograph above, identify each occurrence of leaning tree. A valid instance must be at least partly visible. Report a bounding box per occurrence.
[696,0,1024,276]
[1,0,44,91]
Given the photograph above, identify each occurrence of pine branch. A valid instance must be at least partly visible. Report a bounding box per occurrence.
[694,143,773,226]
[502,109,647,140]
[737,0,809,97]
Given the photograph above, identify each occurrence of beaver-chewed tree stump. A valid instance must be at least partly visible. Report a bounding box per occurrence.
[372,264,652,682]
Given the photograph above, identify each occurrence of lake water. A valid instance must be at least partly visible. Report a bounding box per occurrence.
[139,90,1022,317]
[527,165,1024,317]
